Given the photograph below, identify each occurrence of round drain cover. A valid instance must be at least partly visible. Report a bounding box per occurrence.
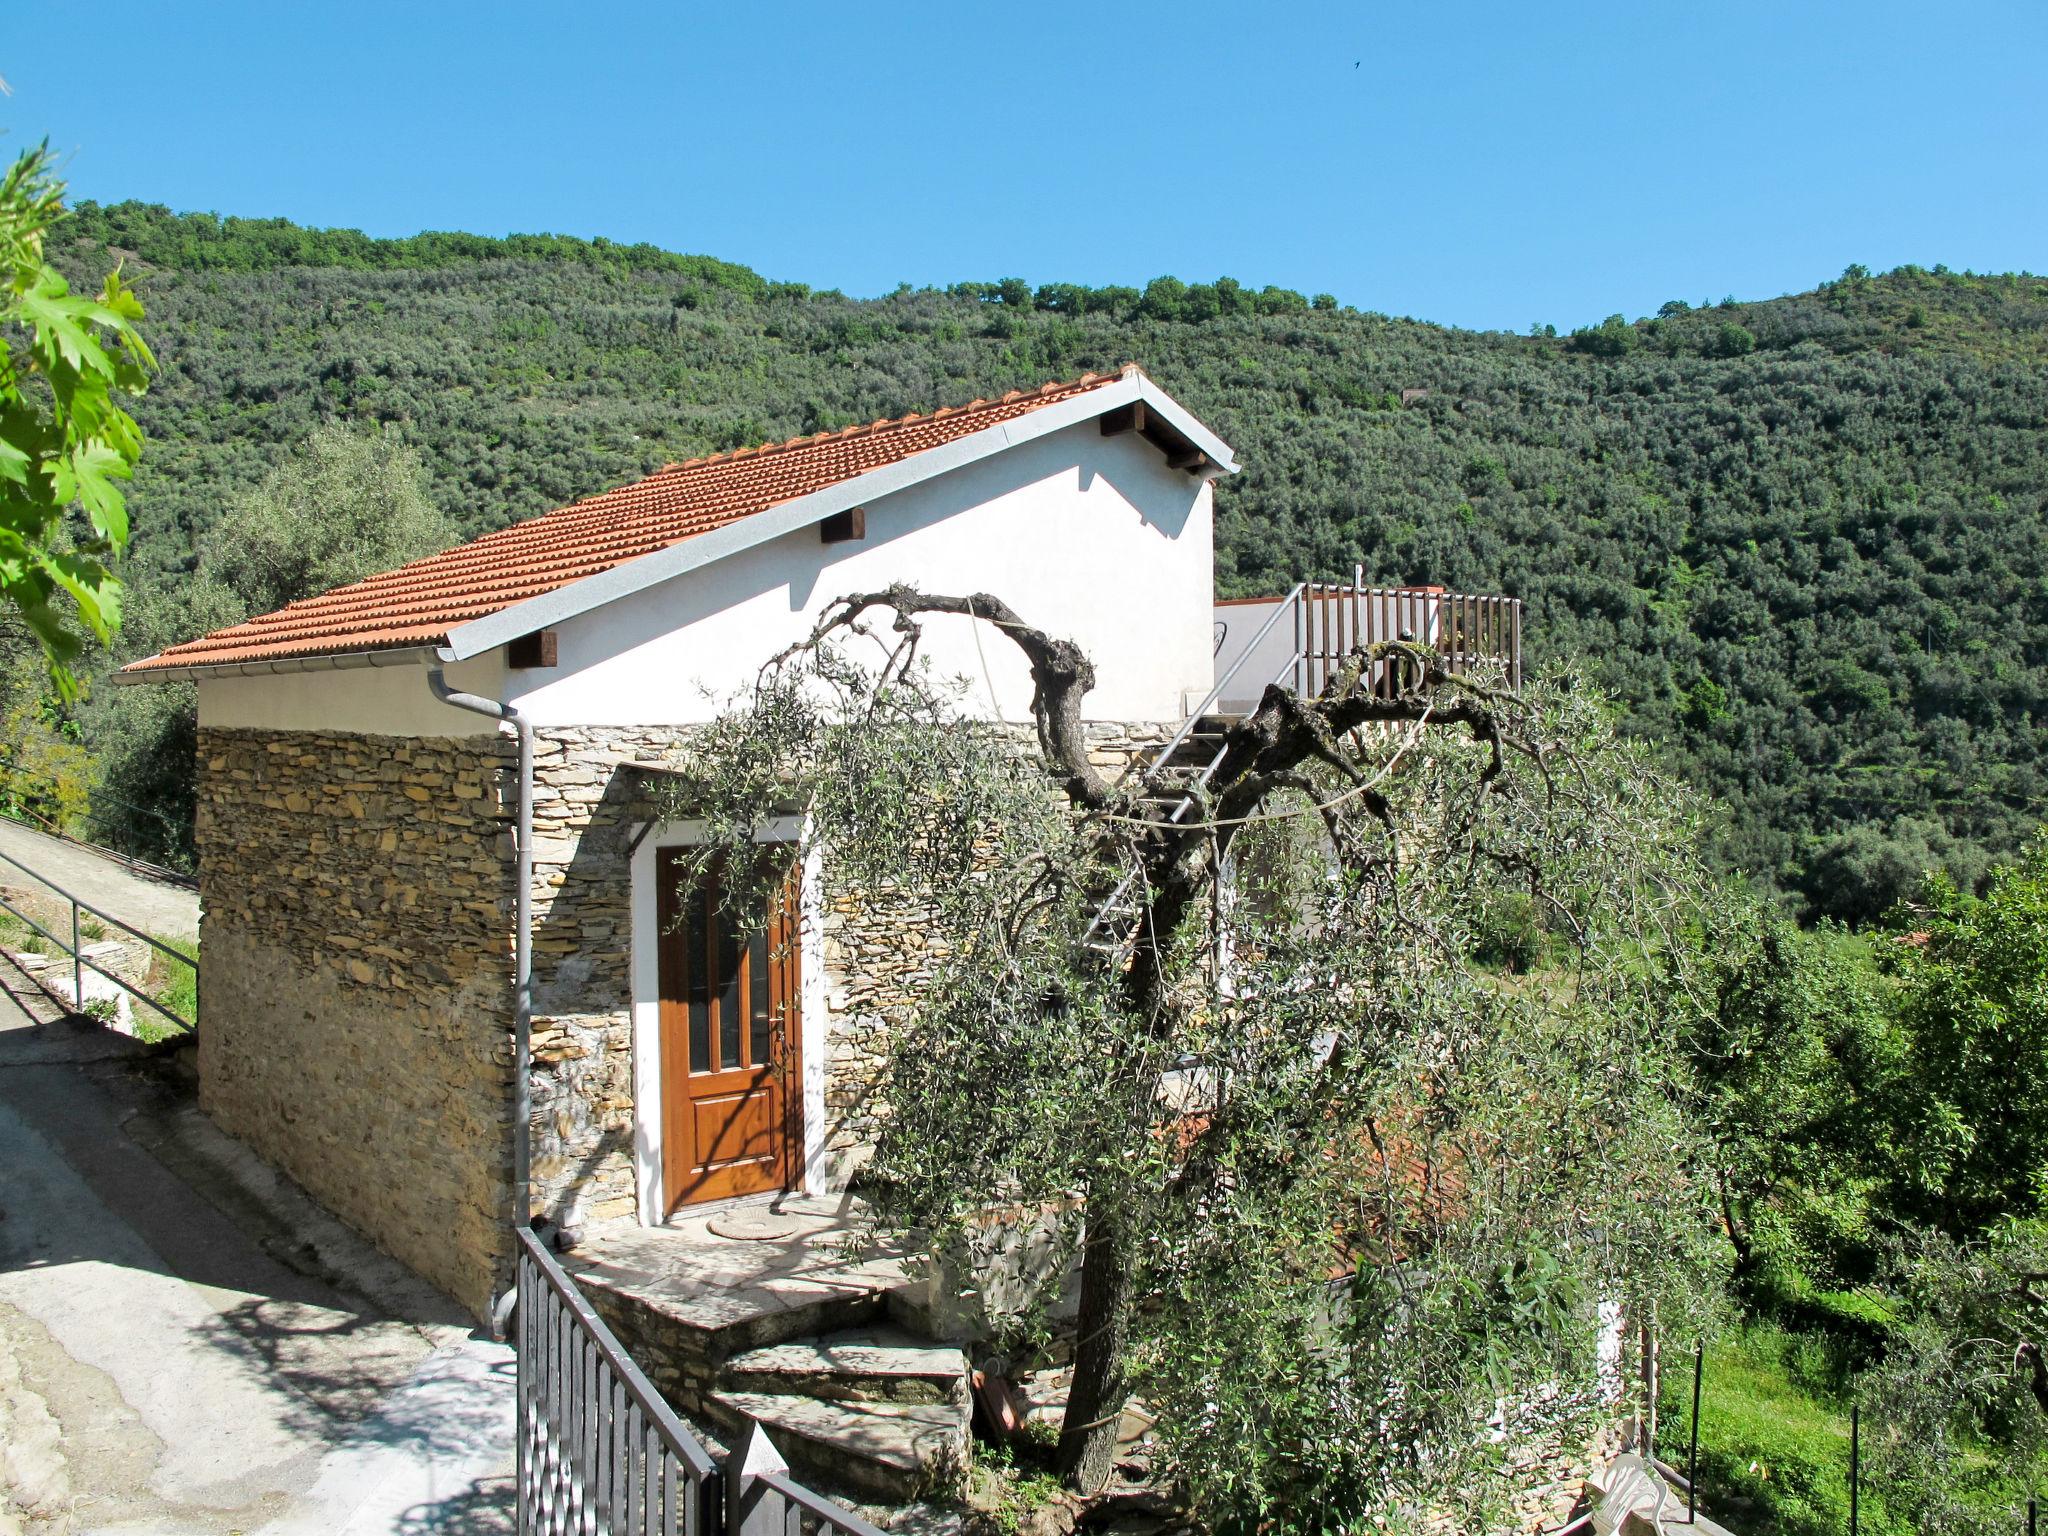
[706,1208,832,1242]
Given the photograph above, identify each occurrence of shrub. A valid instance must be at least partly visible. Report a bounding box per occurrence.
[1714,321,1758,357]
[1472,891,1546,971]
[1568,314,1639,357]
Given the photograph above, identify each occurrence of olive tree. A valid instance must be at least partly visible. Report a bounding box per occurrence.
[657,586,1722,1524]
[1856,1222,2048,1534]
[83,424,455,866]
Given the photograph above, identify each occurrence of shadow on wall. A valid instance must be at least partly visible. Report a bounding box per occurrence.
[527,760,656,1233]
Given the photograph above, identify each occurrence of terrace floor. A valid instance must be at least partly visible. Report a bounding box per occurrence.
[560,1190,926,1347]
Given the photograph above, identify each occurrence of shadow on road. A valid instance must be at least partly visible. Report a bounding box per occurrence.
[396,1471,516,1535]
[0,981,513,1532]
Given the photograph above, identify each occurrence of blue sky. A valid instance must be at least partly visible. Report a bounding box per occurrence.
[9,1,2044,331]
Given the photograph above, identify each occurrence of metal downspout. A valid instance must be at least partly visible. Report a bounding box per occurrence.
[427,668,533,1335]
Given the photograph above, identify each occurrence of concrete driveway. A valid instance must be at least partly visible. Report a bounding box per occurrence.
[0,959,513,1535]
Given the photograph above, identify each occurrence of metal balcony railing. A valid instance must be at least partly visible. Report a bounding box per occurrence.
[1081,573,1523,955]
[1213,572,1523,717]
[1293,579,1523,700]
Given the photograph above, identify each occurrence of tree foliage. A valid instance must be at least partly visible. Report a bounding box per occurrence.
[655,592,1721,1525]
[1881,835,2048,1232]
[182,420,455,634]
[1856,1222,2048,1533]
[1690,915,1904,1298]
[1680,836,2048,1527]
[0,152,155,697]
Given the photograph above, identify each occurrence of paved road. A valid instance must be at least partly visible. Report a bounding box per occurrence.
[0,963,513,1534]
[0,819,199,944]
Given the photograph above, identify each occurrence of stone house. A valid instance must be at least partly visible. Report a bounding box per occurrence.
[117,366,1240,1320]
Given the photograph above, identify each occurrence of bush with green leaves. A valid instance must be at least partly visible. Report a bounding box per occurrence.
[1854,1222,2048,1534]
[1688,914,1905,1300]
[1880,832,2048,1233]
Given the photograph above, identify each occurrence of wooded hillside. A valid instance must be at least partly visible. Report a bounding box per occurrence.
[45,204,2048,916]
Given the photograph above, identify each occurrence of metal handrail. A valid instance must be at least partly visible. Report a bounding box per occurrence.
[515,1225,721,1534]
[1082,587,1314,950]
[516,1229,888,1536]
[0,845,196,1034]
[1141,581,1306,792]
[0,847,194,965]
[747,1470,889,1536]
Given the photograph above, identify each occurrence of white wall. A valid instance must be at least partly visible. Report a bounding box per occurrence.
[505,421,1213,727]
[193,420,1214,735]
[196,653,509,737]
[1212,597,1293,714]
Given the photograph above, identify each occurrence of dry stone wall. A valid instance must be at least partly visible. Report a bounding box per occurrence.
[195,717,1183,1309]
[525,728,667,1232]
[523,722,1179,1228]
[194,727,518,1320]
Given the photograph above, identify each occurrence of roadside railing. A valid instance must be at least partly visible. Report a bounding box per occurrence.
[0,753,197,886]
[0,845,196,1035]
[514,1226,883,1536]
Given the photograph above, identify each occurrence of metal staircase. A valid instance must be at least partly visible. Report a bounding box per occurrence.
[1081,576,1523,959]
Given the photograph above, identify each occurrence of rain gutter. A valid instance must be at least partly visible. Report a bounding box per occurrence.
[109,646,439,685]
[425,665,534,1337]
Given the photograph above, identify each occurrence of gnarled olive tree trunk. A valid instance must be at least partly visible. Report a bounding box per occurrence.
[760,586,1513,1492]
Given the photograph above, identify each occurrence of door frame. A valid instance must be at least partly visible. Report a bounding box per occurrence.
[629,818,826,1225]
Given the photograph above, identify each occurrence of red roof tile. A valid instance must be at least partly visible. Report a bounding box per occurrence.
[124,369,1131,674]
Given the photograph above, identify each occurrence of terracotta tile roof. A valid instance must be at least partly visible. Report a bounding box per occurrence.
[124,368,1133,675]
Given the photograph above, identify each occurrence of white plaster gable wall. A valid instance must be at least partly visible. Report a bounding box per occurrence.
[195,653,509,736]
[503,421,1214,728]
[188,419,1214,735]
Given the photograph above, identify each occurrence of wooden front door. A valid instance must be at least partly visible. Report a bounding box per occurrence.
[657,848,802,1213]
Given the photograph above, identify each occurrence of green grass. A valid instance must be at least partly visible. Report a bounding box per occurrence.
[0,901,192,1037]
[140,934,197,1042]
[0,906,53,955]
[1661,1323,1902,1536]
[958,1420,1069,1534]
[1664,1319,2048,1535]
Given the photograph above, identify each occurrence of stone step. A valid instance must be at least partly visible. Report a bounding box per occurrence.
[568,1254,895,1360]
[710,1390,969,1503]
[719,1329,969,1407]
